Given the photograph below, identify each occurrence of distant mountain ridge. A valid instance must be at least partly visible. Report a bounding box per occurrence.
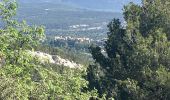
[19,0,141,12]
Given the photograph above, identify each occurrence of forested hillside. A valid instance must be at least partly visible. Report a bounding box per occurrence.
[17,1,123,39]
[0,0,170,100]
[19,0,141,12]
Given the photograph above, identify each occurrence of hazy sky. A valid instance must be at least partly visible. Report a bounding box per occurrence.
[120,0,141,5]
[107,0,142,11]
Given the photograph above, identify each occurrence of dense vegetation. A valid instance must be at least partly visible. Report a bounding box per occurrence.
[1,0,170,100]
[0,0,96,99]
[34,44,91,66]
[87,0,170,99]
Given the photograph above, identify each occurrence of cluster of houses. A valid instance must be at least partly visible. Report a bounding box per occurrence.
[54,36,108,44]
[54,36,107,52]
[69,24,89,29]
[54,36,92,43]
[69,24,103,31]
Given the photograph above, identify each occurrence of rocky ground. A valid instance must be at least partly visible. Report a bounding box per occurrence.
[28,51,83,68]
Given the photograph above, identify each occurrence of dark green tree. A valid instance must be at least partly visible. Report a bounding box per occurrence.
[87,0,170,99]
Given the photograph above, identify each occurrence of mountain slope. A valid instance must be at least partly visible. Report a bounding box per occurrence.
[16,0,123,39]
[60,0,141,12]
[19,0,141,12]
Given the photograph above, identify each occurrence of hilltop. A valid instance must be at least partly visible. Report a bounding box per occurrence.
[19,0,141,12]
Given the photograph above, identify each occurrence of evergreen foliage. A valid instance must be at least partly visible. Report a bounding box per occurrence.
[87,0,170,99]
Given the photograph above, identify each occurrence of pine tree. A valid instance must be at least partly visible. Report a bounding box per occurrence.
[87,0,170,99]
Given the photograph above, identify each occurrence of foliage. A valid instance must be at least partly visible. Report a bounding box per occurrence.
[34,44,91,66]
[87,0,170,99]
[0,0,96,99]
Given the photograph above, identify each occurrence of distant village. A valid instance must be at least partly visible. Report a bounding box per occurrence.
[54,36,107,46]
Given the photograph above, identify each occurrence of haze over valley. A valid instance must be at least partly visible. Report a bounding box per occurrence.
[15,0,141,59]
[17,0,140,39]
[17,1,123,39]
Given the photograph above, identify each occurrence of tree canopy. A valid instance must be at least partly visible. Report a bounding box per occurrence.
[87,0,170,99]
[0,0,96,99]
